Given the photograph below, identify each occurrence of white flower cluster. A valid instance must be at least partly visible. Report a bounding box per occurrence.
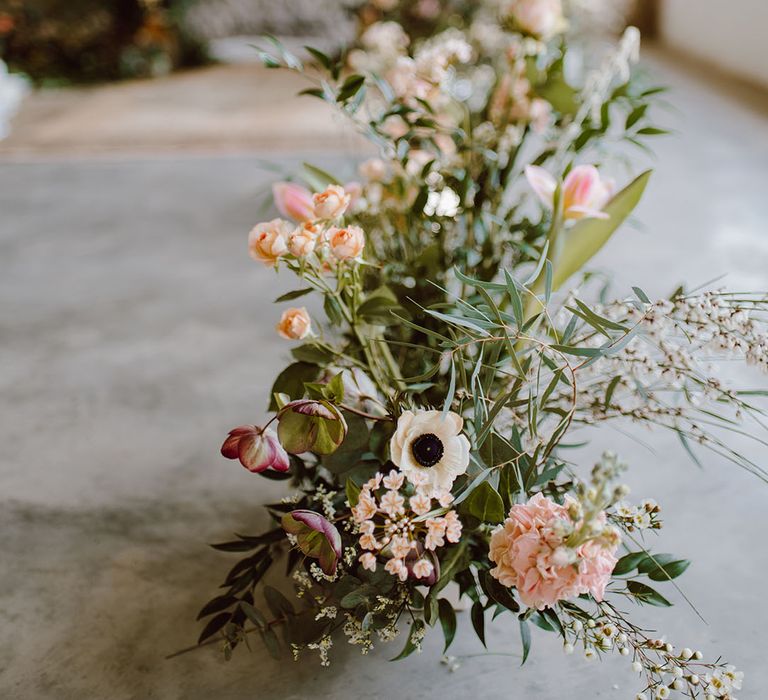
[559,294,768,443]
[613,499,662,532]
[561,605,743,700]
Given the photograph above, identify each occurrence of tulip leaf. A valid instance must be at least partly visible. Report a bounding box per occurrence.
[550,170,652,292]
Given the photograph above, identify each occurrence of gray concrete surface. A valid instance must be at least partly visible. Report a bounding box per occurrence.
[2,53,768,698]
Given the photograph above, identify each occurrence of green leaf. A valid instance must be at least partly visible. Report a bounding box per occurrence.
[274,287,313,303]
[390,619,425,661]
[337,74,366,102]
[291,344,335,366]
[471,601,486,647]
[304,46,332,70]
[504,270,524,327]
[612,551,648,576]
[636,127,670,136]
[268,362,319,411]
[626,580,672,607]
[196,595,237,620]
[302,162,341,188]
[459,481,505,524]
[550,170,652,292]
[625,104,648,129]
[239,601,267,629]
[259,625,281,658]
[263,585,295,619]
[438,598,457,652]
[323,371,346,403]
[519,619,532,665]
[638,553,691,581]
[357,286,401,324]
[345,477,361,508]
[632,285,651,304]
[198,611,231,644]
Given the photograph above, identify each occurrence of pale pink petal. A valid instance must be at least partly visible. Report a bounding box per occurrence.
[525,165,557,208]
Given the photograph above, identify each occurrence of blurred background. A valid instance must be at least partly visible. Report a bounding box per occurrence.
[2,1,768,698]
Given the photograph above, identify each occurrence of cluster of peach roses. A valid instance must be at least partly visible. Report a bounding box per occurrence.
[248,183,365,341]
[249,183,365,267]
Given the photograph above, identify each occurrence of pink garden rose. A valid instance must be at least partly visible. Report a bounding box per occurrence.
[489,492,618,609]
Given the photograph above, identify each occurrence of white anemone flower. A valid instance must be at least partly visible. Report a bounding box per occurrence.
[389,410,470,494]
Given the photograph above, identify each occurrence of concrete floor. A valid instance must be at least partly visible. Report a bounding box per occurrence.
[2,52,768,698]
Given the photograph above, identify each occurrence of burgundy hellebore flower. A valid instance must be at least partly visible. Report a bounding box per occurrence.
[282,509,343,575]
[220,425,290,473]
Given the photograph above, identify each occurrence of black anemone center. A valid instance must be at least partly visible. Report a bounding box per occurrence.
[411,433,444,468]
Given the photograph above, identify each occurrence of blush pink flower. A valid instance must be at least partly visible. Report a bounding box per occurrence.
[525,164,615,221]
[385,557,408,581]
[383,469,405,491]
[272,182,315,222]
[360,552,377,571]
[443,510,462,543]
[488,492,619,610]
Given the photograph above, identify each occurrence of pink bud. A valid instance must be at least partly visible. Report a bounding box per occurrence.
[220,425,290,473]
[272,182,315,222]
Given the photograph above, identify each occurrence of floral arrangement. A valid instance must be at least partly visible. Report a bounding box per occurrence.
[185,3,765,699]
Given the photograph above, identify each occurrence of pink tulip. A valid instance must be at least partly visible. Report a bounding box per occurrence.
[272,182,315,222]
[525,164,615,221]
[220,425,290,473]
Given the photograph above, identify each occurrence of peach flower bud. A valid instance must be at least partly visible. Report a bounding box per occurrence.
[359,157,388,182]
[328,225,365,260]
[344,181,363,208]
[288,222,321,257]
[506,0,564,40]
[313,184,351,220]
[248,218,291,266]
[220,425,290,473]
[272,182,314,222]
[276,307,312,340]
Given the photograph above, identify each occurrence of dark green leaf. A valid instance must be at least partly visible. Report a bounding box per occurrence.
[198,612,231,644]
[519,619,531,665]
[459,481,505,524]
[197,595,237,620]
[612,551,648,576]
[471,601,486,647]
[438,598,457,652]
[627,580,672,607]
[390,619,425,661]
[274,287,313,303]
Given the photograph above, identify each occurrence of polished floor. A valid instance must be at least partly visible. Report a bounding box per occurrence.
[1,51,768,698]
